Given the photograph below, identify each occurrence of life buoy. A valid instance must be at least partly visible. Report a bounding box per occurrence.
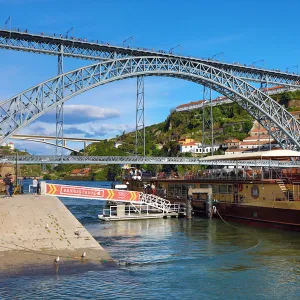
[238,183,243,192]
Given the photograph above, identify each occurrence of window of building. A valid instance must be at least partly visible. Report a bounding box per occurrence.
[219,185,227,193]
[212,185,219,193]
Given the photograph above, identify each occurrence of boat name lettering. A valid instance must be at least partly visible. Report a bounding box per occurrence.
[61,187,104,197]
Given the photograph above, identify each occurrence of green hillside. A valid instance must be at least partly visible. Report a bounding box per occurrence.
[82,102,254,158]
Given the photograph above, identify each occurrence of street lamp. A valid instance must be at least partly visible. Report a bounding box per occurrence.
[14,149,18,188]
[169,44,181,55]
[286,65,298,74]
[123,36,134,48]
[251,59,264,68]
[66,27,74,39]
[4,16,11,30]
[212,52,224,62]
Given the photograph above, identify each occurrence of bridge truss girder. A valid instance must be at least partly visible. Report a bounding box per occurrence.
[0,155,298,168]
[0,30,300,87]
[0,56,300,150]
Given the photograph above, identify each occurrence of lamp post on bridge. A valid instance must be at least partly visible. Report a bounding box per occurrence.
[211,52,224,62]
[169,44,181,55]
[123,36,134,48]
[14,149,18,188]
[4,16,11,31]
[251,59,264,68]
[286,65,299,74]
[66,27,74,39]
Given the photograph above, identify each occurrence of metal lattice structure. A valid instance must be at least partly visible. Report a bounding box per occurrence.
[1,30,300,87]
[0,155,299,168]
[136,76,145,156]
[201,85,214,156]
[56,44,64,156]
[1,56,300,150]
[139,193,171,213]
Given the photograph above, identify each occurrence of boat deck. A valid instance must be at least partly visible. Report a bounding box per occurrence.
[98,212,179,221]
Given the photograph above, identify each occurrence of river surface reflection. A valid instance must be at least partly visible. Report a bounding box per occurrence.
[1,180,300,299]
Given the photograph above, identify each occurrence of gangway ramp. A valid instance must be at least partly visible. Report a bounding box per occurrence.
[41,182,184,221]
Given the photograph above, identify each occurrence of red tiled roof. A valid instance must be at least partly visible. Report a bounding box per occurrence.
[240,141,271,146]
[263,85,283,92]
[250,127,268,133]
[224,139,240,143]
[244,135,273,141]
[181,142,198,146]
[176,100,205,109]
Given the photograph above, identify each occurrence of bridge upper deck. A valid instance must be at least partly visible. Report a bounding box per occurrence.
[0,29,299,86]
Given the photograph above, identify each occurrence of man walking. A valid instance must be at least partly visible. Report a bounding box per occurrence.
[3,174,11,198]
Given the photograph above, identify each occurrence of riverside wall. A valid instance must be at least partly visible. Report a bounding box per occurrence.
[0,194,115,277]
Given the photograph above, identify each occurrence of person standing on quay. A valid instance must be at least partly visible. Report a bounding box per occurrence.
[9,174,14,197]
[32,177,38,195]
[3,174,11,198]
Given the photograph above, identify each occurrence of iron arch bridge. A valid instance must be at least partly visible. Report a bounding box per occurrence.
[1,56,300,150]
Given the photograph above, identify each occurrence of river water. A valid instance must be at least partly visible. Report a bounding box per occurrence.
[1,180,300,299]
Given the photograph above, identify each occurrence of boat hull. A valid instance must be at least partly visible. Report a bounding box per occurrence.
[192,201,300,231]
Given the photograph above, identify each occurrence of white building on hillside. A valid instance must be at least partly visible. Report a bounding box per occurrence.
[180,142,219,154]
[0,142,14,150]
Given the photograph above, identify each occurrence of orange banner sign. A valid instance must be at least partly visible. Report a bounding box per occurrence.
[45,183,141,202]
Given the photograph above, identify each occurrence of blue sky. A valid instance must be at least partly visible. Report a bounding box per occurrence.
[0,0,299,153]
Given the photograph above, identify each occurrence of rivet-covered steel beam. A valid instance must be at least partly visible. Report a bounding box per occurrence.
[0,155,298,168]
[0,30,299,87]
[0,56,299,150]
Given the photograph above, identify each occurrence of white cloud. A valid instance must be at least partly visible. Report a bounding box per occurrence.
[41,104,120,124]
[18,119,133,139]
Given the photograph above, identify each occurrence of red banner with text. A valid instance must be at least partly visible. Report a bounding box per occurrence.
[45,183,141,202]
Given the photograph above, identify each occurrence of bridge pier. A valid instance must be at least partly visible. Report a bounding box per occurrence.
[136,76,145,156]
[56,44,64,158]
[202,85,214,156]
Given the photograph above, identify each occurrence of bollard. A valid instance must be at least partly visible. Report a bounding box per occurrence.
[206,185,213,219]
[186,195,193,219]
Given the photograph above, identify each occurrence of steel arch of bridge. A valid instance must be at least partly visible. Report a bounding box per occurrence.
[1,56,300,150]
[14,138,79,153]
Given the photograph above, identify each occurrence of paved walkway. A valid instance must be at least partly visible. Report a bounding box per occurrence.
[0,195,115,277]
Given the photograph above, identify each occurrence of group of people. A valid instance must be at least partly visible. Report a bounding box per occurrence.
[1,175,39,197]
[129,168,143,181]
[2,173,14,198]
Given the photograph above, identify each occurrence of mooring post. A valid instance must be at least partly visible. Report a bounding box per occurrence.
[206,185,213,219]
[186,186,193,218]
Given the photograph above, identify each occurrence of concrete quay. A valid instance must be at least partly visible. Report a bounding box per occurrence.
[0,195,115,277]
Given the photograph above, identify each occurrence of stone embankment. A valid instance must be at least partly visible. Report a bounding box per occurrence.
[0,195,115,277]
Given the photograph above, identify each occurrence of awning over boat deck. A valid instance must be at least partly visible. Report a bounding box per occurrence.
[202,150,300,161]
